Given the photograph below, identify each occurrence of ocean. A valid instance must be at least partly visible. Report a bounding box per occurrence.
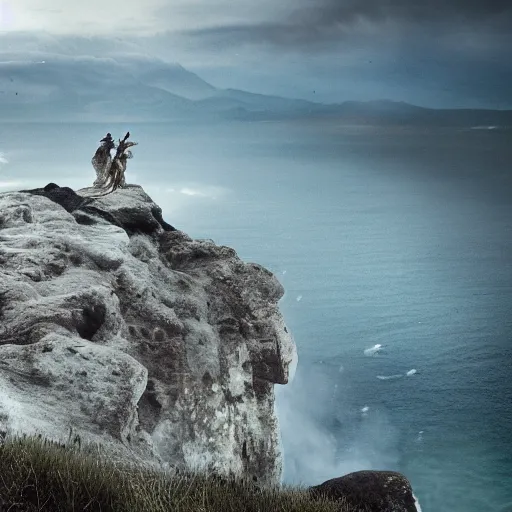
[1,120,511,511]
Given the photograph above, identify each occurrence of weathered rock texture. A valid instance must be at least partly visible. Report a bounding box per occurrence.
[0,183,296,486]
[309,470,422,512]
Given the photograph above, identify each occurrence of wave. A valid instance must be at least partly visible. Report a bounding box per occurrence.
[364,343,383,356]
[0,152,8,165]
[377,368,418,380]
[376,374,403,380]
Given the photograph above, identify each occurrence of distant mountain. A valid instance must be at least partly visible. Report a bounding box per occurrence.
[0,56,199,121]
[99,54,218,100]
[0,55,321,122]
[137,63,217,101]
[1,54,511,126]
[194,88,320,119]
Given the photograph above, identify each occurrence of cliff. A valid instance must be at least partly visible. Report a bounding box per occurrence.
[0,183,297,486]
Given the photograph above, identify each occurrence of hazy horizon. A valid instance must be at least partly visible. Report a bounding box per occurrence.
[2,48,512,112]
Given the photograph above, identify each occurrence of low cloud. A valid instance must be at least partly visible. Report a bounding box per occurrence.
[0,181,25,190]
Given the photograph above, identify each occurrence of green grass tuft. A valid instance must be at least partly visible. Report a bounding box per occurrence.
[0,432,368,511]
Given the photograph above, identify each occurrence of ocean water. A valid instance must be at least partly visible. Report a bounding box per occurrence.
[1,121,511,511]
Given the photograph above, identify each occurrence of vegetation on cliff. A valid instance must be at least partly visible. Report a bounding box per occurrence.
[0,433,365,512]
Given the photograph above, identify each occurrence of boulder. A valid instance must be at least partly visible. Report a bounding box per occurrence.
[309,470,422,512]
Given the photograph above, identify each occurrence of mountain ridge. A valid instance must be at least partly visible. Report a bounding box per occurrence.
[1,53,511,125]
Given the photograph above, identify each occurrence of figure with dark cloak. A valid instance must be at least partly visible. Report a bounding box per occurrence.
[91,133,115,188]
[89,132,137,197]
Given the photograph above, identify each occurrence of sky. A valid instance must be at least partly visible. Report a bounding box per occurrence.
[0,0,511,108]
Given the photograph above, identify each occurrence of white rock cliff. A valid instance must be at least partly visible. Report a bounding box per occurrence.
[0,183,297,486]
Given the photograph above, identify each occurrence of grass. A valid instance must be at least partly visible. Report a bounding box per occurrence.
[0,431,367,512]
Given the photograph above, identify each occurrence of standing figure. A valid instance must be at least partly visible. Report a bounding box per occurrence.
[91,133,115,188]
[102,132,137,194]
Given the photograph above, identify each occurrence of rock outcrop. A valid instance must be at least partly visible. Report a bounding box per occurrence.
[309,470,422,512]
[0,183,297,486]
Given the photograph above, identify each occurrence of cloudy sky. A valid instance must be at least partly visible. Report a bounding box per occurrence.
[1,0,511,108]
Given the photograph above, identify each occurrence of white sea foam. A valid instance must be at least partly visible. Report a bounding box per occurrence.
[0,152,8,165]
[377,369,417,380]
[471,125,498,130]
[376,374,403,380]
[361,406,369,414]
[364,343,383,356]
[413,493,423,512]
[296,295,302,302]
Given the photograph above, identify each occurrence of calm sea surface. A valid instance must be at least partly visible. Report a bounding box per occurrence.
[1,120,511,511]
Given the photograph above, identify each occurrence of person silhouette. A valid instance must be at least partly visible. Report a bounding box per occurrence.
[92,133,116,188]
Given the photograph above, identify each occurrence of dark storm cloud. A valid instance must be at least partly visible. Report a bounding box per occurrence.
[289,0,512,26]
[180,21,330,48]
[181,0,512,49]
[171,0,512,108]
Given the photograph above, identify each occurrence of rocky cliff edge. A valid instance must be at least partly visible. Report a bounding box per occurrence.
[0,183,297,486]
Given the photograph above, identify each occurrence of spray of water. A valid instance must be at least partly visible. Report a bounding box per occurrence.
[276,361,400,488]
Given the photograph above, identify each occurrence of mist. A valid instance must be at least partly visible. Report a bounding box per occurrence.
[276,360,400,487]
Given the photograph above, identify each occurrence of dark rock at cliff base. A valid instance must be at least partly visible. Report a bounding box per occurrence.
[20,183,176,236]
[309,470,420,512]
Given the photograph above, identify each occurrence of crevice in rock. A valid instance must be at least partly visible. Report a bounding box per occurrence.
[0,291,8,320]
[73,212,98,226]
[202,370,214,388]
[242,440,249,461]
[153,329,165,342]
[224,388,243,405]
[252,377,272,400]
[75,303,106,341]
[137,378,163,433]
